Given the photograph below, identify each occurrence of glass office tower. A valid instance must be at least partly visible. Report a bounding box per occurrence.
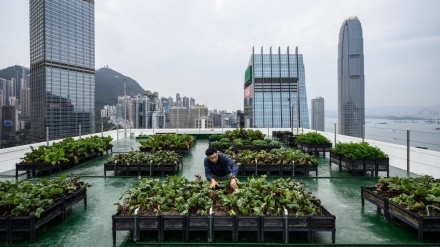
[338,16,364,138]
[30,0,95,141]
[244,47,309,128]
[311,97,325,131]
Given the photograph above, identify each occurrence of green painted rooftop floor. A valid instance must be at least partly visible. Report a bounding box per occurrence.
[1,139,439,247]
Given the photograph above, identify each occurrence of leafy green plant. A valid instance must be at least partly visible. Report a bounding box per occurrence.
[295,132,331,145]
[332,142,388,160]
[0,174,90,218]
[374,176,440,216]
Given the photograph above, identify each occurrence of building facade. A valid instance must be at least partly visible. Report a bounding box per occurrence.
[132,91,165,129]
[338,16,365,138]
[244,47,309,128]
[30,0,95,141]
[311,97,325,131]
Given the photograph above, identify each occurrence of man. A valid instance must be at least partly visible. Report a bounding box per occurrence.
[204,147,239,190]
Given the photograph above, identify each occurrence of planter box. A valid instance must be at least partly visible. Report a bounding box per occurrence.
[297,142,332,156]
[212,215,236,242]
[361,187,440,241]
[0,216,9,243]
[261,216,286,242]
[236,216,261,242]
[140,147,190,155]
[16,149,111,178]
[330,153,389,177]
[6,188,87,243]
[104,162,179,177]
[112,214,161,243]
[162,215,185,242]
[293,164,319,177]
[186,215,209,241]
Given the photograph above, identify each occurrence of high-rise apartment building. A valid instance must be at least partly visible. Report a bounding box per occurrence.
[338,17,365,138]
[183,96,189,109]
[311,97,325,131]
[30,0,95,141]
[190,97,195,108]
[244,47,309,128]
[132,91,165,129]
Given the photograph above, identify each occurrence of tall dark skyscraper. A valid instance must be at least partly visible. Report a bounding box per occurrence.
[338,16,365,138]
[30,0,95,141]
[244,46,309,128]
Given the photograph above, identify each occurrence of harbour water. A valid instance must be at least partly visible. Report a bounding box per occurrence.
[324,117,440,152]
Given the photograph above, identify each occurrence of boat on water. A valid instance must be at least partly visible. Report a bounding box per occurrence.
[416,146,428,149]
[378,122,387,124]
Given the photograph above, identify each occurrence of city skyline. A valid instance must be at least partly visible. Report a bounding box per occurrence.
[1,0,439,112]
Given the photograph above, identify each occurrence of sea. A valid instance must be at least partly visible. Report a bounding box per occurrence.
[324,117,440,152]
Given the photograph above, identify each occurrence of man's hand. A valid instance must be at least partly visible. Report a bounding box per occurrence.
[230,177,237,190]
[209,179,218,189]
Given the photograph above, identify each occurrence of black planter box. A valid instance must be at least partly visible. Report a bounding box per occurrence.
[361,187,440,241]
[236,216,261,242]
[297,142,332,156]
[330,153,389,177]
[212,215,236,242]
[0,216,9,242]
[140,147,190,155]
[162,215,186,242]
[261,216,286,242]
[112,214,161,243]
[104,162,179,176]
[186,215,210,241]
[4,188,87,243]
[239,163,318,177]
[16,149,112,178]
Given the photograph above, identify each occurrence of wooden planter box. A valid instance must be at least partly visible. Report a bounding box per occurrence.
[330,153,389,177]
[4,188,87,243]
[361,187,440,241]
[297,142,332,156]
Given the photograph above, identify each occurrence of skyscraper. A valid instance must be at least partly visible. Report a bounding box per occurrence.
[311,97,325,131]
[30,0,95,141]
[338,16,365,138]
[244,46,309,128]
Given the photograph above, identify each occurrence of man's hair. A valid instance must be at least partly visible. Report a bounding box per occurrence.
[205,147,218,156]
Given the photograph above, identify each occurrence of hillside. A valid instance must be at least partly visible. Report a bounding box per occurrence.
[95,67,145,112]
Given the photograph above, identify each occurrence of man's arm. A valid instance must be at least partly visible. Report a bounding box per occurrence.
[223,154,239,177]
[204,158,213,181]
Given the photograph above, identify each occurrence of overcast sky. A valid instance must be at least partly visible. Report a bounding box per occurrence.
[1,0,439,112]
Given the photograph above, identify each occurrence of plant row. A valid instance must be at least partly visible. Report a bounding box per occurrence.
[20,136,113,166]
[139,134,196,151]
[209,128,265,141]
[0,174,89,218]
[374,176,440,216]
[224,149,318,166]
[331,142,388,160]
[115,175,324,217]
[295,132,331,145]
[210,138,281,149]
[110,150,181,165]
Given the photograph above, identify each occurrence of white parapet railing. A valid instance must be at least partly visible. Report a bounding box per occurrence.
[1,128,440,178]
